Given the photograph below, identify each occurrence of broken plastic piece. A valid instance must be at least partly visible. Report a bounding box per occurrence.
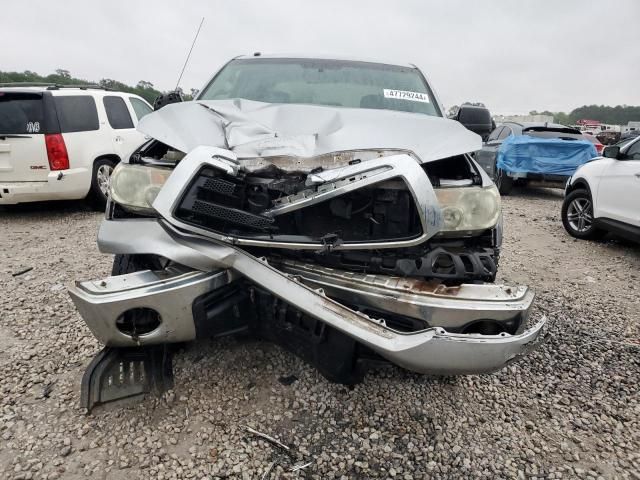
[80,346,173,413]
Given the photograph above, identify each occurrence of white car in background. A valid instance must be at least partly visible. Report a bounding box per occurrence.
[0,85,153,207]
[562,135,640,242]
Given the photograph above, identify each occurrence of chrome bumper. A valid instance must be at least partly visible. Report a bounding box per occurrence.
[275,259,533,332]
[69,268,235,346]
[69,219,547,375]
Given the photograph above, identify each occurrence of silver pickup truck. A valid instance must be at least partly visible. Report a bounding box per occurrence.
[69,54,546,409]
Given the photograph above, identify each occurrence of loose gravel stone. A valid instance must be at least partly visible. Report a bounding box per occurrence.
[0,191,638,479]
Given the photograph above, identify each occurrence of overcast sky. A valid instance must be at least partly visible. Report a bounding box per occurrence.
[1,0,638,114]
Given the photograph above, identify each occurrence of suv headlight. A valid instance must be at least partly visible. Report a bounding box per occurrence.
[434,185,501,232]
[109,163,172,213]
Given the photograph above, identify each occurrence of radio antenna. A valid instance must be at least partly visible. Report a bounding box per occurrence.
[175,17,204,91]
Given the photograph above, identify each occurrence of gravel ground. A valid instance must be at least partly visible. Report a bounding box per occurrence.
[1,188,638,480]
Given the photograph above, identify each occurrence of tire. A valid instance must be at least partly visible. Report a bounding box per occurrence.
[89,158,116,209]
[514,178,528,187]
[561,189,606,240]
[112,254,163,275]
[495,167,514,195]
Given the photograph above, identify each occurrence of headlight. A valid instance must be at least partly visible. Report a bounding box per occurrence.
[434,185,501,232]
[109,163,172,213]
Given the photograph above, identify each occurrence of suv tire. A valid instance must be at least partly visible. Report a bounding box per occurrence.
[90,158,116,209]
[561,189,606,240]
[495,167,514,195]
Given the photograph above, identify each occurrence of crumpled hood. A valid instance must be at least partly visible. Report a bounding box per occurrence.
[137,98,481,163]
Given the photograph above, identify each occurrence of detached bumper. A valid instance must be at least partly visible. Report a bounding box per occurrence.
[69,219,547,375]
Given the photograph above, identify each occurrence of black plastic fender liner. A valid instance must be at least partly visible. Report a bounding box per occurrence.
[80,346,174,413]
[248,288,366,385]
[191,284,251,338]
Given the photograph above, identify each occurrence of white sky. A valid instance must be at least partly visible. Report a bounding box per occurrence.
[1,0,638,115]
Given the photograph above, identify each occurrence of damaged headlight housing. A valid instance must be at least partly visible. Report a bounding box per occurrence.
[435,185,501,233]
[109,163,172,213]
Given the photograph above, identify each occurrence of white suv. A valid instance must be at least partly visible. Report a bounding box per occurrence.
[562,136,640,242]
[0,85,153,206]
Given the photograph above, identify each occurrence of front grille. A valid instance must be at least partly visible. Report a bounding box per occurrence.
[202,177,237,196]
[175,167,275,233]
[175,166,423,242]
[189,199,274,230]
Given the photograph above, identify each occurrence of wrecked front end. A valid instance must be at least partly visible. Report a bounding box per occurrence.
[69,100,546,409]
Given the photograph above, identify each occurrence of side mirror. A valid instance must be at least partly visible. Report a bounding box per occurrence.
[153,91,183,111]
[455,105,493,140]
[602,146,620,159]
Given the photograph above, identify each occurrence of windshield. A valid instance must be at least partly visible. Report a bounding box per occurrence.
[199,58,440,116]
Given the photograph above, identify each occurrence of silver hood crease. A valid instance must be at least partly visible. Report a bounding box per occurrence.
[136,98,482,162]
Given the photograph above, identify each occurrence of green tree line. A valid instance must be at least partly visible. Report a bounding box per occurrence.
[531,106,640,125]
[0,69,198,103]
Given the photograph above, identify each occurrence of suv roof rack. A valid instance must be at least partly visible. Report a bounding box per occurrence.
[0,82,112,91]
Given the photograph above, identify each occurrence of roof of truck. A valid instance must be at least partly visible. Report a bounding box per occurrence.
[233,52,417,68]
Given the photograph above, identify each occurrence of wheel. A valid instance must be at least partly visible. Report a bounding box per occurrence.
[561,189,606,240]
[495,167,514,195]
[89,158,116,209]
[112,254,163,275]
[514,178,528,187]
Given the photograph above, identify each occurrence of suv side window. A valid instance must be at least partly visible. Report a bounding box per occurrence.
[497,126,512,140]
[487,127,503,142]
[103,96,134,129]
[54,96,99,132]
[129,97,153,121]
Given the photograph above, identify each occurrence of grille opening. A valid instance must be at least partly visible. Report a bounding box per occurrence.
[479,256,494,272]
[116,308,161,338]
[460,255,474,272]
[461,320,511,335]
[176,167,423,242]
[432,253,455,274]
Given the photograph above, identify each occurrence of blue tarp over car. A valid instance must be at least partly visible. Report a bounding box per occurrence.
[496,135,597,176]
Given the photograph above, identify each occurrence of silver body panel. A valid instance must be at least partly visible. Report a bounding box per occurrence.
[69,268,234,345]
[71,58,544,377]
[136,99,481,162]
[152,148,444,250]
[274,259,534,332]
[69,218,546,375]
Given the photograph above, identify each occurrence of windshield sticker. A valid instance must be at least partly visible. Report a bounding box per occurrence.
[26,122,40,133]
[383,89,430,103]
